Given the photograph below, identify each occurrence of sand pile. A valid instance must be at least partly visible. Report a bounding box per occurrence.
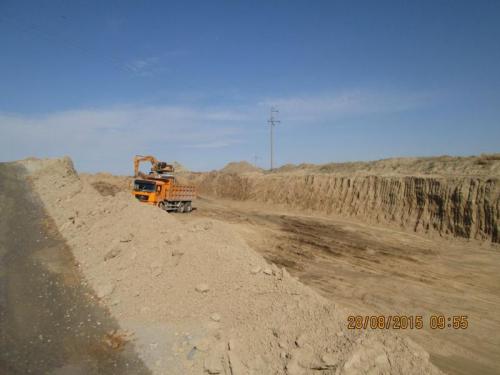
[19,157,441,374]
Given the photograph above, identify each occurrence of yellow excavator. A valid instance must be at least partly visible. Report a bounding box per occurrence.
[132,155,196,212]
[133,155,174,178]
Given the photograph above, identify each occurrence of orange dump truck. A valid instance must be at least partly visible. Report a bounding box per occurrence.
[132,155,196,212]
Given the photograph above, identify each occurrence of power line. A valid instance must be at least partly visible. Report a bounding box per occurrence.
[268,107,280,171]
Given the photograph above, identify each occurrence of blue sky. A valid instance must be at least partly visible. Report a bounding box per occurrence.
[0,0,499,173]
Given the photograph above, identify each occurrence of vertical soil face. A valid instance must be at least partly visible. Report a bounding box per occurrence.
[184,172,500,243]
[0,164,150,374]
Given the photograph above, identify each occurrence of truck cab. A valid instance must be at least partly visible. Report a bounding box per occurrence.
[133,179,162,204]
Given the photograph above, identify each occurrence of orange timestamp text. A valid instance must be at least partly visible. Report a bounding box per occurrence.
[347,315,468,330]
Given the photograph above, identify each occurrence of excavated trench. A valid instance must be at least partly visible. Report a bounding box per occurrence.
[183,172,499,243]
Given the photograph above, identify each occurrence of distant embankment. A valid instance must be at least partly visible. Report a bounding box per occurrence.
[184,172,499,243]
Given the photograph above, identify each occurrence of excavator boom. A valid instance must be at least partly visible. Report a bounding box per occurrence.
[133,155,174,177]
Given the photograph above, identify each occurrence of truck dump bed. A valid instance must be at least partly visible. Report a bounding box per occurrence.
[166,184,196,202]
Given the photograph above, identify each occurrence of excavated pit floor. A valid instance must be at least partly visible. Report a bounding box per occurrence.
[0,164,150,374]
[178,196,500,375]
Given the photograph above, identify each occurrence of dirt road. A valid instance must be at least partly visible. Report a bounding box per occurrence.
[179,196,500,375]
[0,163,149,374]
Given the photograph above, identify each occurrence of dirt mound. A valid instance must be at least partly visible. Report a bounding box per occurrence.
[221,161,262,174]
[275,163,316,173]
[17,157,441,375]
[20,155,78,177]
[172,161,189,173]
[272,154,500,177]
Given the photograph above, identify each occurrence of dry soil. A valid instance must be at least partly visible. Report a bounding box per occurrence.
[177,196,500,375]
[7,157,444,375]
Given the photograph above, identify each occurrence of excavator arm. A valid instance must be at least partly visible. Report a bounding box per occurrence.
[133,155,174,177]
[134,155,158,177]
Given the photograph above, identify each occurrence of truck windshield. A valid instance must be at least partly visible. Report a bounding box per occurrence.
[134,180,156,192]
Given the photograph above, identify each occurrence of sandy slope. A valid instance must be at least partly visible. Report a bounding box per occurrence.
[18,157,440,375]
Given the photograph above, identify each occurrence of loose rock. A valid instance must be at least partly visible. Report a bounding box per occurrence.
[295,334,307,348]
[204,353,222,374]
[250,266,261,274]
[195,283,210,293]
[193,338,210,352]
[321,353,337,367]
[286,358,305,375]
[210,313,221,322]
[150,262,163,277]
[96,283,114,298]
[104,247,121,261]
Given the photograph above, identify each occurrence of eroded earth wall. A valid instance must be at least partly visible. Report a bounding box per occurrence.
[185,173,499,243]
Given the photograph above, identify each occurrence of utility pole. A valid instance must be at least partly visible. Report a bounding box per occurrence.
[268,106,280,171]
[253,154,260,168]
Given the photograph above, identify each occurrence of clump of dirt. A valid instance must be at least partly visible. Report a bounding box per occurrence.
[80,173,131,194]
[90,181,122,196]
[172,161,189,173]
[220,161,262,174]
[19,156,442,375]
[103,329,132,351]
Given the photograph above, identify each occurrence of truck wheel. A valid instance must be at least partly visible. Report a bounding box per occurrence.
[177,203,185,213]
[158,201,166,211]
[184,202,192,213]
